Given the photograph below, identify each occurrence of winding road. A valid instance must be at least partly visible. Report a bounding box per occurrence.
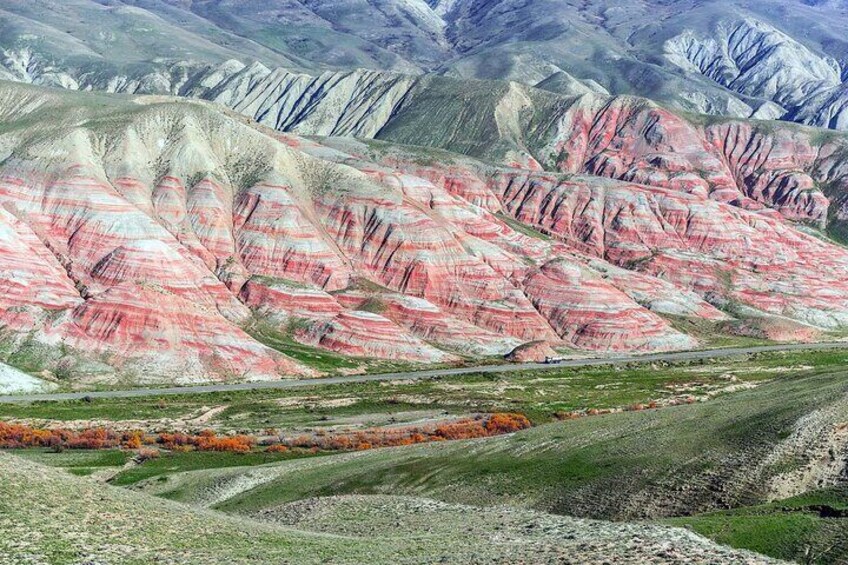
[2,342,847,404]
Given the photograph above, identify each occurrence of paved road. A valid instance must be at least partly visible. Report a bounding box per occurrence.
[2,341,847,404]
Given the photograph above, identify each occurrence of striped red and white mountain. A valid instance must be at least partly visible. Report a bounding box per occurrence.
[1,82,848,386]
[316,136,848,332]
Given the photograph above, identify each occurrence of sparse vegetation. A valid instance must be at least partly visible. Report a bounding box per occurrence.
[139,368,848,538]
[0,451,761,565]
[355,296,387,314]
[669,487,848,564]
[3,349,845,433]
[3,350,847,562]
[245,318,429,373]
[495,212,553,241]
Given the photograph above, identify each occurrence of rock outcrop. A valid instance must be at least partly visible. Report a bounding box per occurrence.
[301,311,455,363]
[156,71,848,232]
[315,137,848,332]
[664,17,848,130]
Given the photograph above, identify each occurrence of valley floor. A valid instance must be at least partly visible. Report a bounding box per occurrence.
[4,341,847,403]
[3,349,848,562]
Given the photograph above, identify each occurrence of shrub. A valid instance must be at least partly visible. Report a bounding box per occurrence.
[122,431,143,450]
[136,448,160,462]
[0,412,533,456]
[484,413,531,434]
[0,421,258,454]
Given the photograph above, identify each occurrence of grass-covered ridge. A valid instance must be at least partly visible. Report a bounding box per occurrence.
[0,451,768,564]
[668,487,848,563]
[114,365,848,562]
[5,349,848,562]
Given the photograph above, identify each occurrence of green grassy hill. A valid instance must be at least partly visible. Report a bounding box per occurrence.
[131,370,848,562]
[141,371,848,517]
[0,452,770,564]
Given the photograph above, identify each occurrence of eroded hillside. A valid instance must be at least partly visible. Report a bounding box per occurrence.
[7,1,848,130]
[1,82,848,386]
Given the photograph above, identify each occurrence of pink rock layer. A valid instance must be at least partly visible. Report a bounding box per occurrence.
[523,260,697,351]
[63,284,302,383]
[530,96,841,229]
[3,86,848,384]
[344,142,848,332]
[505,341,560,363]
[300,311,456,363]
[333,290,521,356]
[239,278,344,321]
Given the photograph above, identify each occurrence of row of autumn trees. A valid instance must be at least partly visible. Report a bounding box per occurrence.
[278,412,531,452]
[0,423,256,453]
[0,413,531,454]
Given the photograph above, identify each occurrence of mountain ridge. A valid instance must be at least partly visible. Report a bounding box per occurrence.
[7,1,848,129]
[2,80,848,386]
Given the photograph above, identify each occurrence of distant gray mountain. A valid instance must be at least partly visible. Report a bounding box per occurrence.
[6,1,848,128]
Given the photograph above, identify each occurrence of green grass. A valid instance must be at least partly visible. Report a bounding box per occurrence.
[246,320,429,373]
[660,315,774,348]
[495,213,552,241]
[6,448,130,477]
[3,349,847,433]
[246,322,363,371]
[8,351,848,562]
[2,336,57,376]
[8,448,130,468]
[0,397,193,421]
[0,452,450,565]
[355,296,388,314]
[111,449,321,487]
[138,368,848,528]
[676,513,824,562]
[669,487,848,563]
[0,450,756,565]
[245,274,311,290]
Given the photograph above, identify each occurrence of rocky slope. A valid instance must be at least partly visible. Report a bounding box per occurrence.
[47,60,835,234]
[0,452,777,564]
[316,136,848,330]
[663,16,848,129]
[0,362,51,394]
[0,82,675,385]
[199,72,848,235]
[25,60,828,236]
[8,1,848,130]
[3,81,848,387]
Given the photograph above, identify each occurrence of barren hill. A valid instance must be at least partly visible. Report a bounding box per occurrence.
[1,81,848,386]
